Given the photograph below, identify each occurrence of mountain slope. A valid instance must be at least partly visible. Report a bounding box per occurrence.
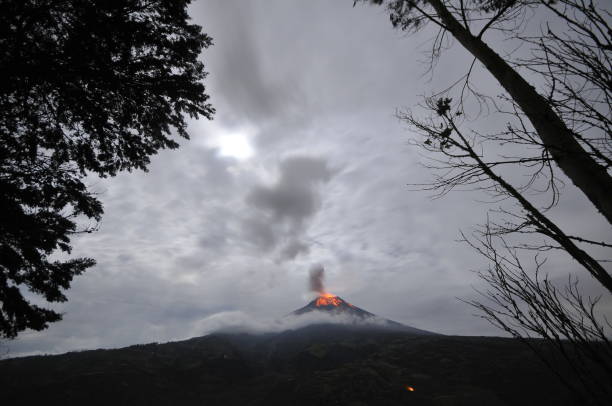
[0,325,575,406]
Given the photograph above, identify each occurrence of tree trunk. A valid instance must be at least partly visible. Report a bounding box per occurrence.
[428,0,612,225]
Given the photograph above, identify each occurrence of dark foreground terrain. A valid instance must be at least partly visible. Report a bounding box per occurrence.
[0,324,575,405]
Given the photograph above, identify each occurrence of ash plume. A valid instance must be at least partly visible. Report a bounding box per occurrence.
[309,264,325,294]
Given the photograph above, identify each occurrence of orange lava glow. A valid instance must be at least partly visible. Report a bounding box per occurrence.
[315,293,342,307]
[405,386,415,392]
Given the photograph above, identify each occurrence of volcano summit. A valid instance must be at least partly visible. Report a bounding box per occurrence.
[292,293,374,317]
[290,292,437,335]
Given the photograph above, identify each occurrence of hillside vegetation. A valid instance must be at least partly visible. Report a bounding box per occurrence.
[0,325,574,405]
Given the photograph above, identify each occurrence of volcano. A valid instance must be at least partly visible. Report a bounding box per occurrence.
[290,292,437,335]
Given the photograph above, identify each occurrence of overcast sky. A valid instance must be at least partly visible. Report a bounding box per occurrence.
[5,0,610,357]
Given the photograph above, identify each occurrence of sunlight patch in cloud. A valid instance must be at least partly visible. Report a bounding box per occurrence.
[195,121,256,160]
[217,131,254,159]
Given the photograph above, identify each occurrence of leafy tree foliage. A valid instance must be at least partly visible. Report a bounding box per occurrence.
[0,0,214,338]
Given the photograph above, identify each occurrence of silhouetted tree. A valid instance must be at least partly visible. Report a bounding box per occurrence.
[462,228,612,403]
[400,97,611,403]
[358,0,611,403]
[0,0,214,338]
[360,0,612,222]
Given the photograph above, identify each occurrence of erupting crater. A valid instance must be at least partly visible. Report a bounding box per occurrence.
[314,293,343,307]
[292,292,378,320]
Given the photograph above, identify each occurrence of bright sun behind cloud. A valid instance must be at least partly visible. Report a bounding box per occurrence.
[217,132,254,160]
[196,122,256,160]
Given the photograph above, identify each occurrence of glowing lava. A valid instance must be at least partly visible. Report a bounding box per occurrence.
[315,293,342,307]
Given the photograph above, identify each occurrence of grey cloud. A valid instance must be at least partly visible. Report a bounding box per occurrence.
[249,185,317,226]
[247,156,333,226]
[192,1,303,124]
[241,217,278,251]
[243,156,334,261]
[279,239,311,261]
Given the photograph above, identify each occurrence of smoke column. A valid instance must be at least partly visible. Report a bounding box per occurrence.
[309,264,325,294]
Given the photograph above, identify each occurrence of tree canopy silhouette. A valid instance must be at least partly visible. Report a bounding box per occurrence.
[0,0,214,338]
[361,0,611,223]
[359,0,611,403]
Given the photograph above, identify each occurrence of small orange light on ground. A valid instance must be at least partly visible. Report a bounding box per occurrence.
[406,386,415,392]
